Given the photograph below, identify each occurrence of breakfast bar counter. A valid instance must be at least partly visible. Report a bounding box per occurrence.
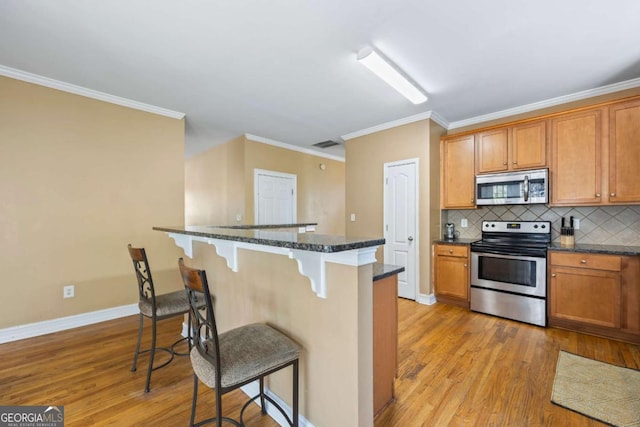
[155,224,388,426]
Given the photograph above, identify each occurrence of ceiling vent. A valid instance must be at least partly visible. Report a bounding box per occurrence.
[313,140,341,149]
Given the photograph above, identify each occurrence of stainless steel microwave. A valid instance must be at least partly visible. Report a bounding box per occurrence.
[475,168,548,205]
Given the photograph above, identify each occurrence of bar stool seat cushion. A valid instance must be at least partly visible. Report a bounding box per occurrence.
[190,323,300,389]
[138,289,191,318]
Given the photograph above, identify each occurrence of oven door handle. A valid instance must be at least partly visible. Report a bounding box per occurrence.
[523,174,529,202]
[471,250,547,260]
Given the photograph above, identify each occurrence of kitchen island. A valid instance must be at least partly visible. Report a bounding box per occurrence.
[155,224,392,426]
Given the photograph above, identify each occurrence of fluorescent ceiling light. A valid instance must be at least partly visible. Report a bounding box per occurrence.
[357,46,427,104]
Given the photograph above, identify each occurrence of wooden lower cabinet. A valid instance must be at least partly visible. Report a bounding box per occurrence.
[434,243,470,308]
[373,273,398,417]
[549,251,640,343]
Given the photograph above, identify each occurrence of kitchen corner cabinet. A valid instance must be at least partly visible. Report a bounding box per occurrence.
[609,98,640,204]
[549,251,640,343]
[476,121,546,174]
[550,107,604,205]
[441,135,475,209]
[434,243,470,308]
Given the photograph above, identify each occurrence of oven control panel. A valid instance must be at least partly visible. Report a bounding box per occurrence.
[481,220,550,234]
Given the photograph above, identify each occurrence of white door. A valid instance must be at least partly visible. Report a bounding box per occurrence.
[384,159,418,300]
[254,169,297,225]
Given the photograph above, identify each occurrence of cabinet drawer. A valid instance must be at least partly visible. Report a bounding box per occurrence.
[550,252,621,271]
[435,244,468,257]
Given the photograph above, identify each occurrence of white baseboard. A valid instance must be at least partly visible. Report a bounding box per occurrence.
[0,304,139,344]
[417,293,437,305]
[240,381,313,427]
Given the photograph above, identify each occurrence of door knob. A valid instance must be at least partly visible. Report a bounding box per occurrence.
[408,236,414,241]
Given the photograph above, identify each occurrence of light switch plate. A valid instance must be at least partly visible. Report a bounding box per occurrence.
[461,218,468,228]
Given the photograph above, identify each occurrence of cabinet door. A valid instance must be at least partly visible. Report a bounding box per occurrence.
[476,128,508,173]
[550,266,621,328]
[550,108,603,205]
[441,135,475,209]
[510,120,547,170]
[435,254,469,301]
[621,256,640,334]
[609,99,640,204]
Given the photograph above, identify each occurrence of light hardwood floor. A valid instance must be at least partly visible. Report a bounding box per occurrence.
[1,300,639,426]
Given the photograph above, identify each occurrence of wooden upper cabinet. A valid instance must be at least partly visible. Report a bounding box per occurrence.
[609,98,640,204]
[476,121,546,174]
[476,129,508,173]
[510,121,547,170]
[441,135,475,209]
[550,108,604,205]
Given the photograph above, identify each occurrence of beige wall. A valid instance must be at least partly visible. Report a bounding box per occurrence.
[345,119,445,296]
[0,76,185,329]
[186,136,346,235]
[185,136,245,225]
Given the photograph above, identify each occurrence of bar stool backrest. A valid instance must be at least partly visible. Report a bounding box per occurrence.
[178,258,223,388]
[127,244,158,316]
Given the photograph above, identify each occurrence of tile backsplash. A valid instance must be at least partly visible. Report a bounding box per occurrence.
[443,205,640,246]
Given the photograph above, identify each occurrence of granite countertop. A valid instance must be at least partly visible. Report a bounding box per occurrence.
[548,243,640,256]
[153,225,385,253]
[212,223,317,230]
[433,239,640,256]
[373,263,405,281]
[433,238,478,245]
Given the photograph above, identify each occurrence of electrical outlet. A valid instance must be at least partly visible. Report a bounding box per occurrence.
[350,213,356,222]
[63,285,75,299]
[461,218,468,228]
[573,218,580,230]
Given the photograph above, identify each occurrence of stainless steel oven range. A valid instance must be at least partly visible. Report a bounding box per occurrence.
[470,220,550,327]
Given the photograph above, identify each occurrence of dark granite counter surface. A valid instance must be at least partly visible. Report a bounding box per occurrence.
[373,263,405,281]
[153,225,384,253]
[433,238,478,245]
[548,243,640,256]
[210,223,317,230]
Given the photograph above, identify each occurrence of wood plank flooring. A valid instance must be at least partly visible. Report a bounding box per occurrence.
[1,300,639,426]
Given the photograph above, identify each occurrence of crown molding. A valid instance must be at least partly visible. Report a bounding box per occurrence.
[341,110,448,141]
[0,64,185,120]
[448,76,640,130]
[245,134,345,162]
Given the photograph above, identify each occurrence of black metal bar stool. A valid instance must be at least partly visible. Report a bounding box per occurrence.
[128,244,199,392]
[178,258,301,427]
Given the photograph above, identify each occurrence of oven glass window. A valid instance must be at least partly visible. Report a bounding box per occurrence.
[477,255,536,287]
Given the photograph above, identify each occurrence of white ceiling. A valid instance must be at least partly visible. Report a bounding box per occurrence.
[2,0,640,158]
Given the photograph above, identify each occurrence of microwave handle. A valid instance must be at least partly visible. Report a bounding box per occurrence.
[523,175,529,202]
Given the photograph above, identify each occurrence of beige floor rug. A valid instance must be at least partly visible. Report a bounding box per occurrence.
[552,351,640,427]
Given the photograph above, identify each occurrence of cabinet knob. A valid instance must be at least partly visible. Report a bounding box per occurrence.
[449,249,453,253]
[503,162,508,165]
[551,273,556,277]
[595,193,601,197]
[464,264,468,268]
[471,199,474,203]
[580,259,587,264]
[610,192,616,197]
